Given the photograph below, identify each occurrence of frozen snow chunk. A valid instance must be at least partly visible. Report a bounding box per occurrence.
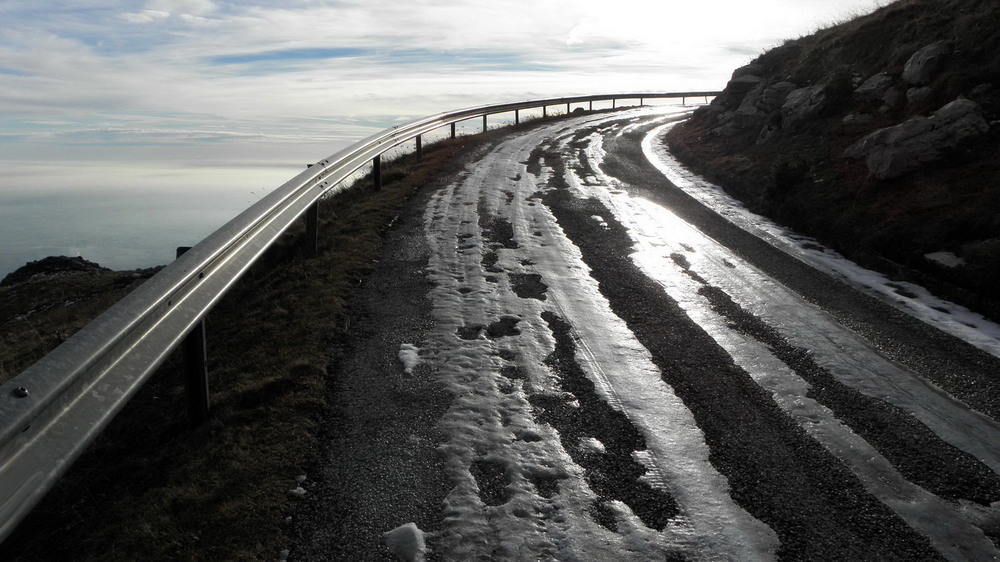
[288,486,307,498]
[383,522,427,561]
[579,436,606,454]
[925,251,966,268]
[398,343,420,375]
[591,215,609,229]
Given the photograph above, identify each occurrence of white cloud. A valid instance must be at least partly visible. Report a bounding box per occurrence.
[147,0,216,16]
[1,0,894,166]
[120,10,170,23]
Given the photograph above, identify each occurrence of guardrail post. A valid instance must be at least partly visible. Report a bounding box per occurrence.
[373,154,382,191]
[589,100,593,111]
[683,96,687,105]
[515,109,519,125]
[416,135,422,160]
[450,123,456,138]
[482,114,488,132]
[176,246,210,427]
[640,97,644,106]
[612,99,617,109]
[304,201,319,255]
[183,321,210,427]
[566,102,571,114]
[543,105,547,118]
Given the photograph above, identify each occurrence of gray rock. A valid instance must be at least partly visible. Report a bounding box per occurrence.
[855,73,894,101]
[902,41,951,85]
[726,74,763,102]
[710,111,738,136]
[907,86,932,105]
[881,87,906,112]
[842,113,874,126]
[756,119,782,145]
[782,85,826,129]
[733,83,768,129]
[761,81,798,110]
[970,83,994,100]
[844,98,989,179]
[732,63,764,79]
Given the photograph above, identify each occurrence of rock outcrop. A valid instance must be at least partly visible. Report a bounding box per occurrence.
[902,41,951,85]
[781,84,827,129]
[665,0,1000,322]
[0,256,109,286]
[844,98,990,179]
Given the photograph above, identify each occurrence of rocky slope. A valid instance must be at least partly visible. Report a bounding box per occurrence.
[666,0,1000,321]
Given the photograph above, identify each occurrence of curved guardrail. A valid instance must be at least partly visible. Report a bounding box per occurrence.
[0,91,719,542]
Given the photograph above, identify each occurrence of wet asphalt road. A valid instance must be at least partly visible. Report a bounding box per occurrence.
[289,110,1000,561]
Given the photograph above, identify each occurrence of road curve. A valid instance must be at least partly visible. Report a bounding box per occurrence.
[290,107,1000,561]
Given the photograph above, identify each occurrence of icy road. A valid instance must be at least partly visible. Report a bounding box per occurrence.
[291,107,1000,561]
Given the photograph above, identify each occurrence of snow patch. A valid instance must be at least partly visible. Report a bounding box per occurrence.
[925,251,966,268]
[398,343,420,374]
[383,522,427,562]
[421,107,778,560]
[578,437,606,454]
[561,113,1000,558]
[644,121,1000,359]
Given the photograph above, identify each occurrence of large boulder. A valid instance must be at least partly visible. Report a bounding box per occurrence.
[907,86,933,105]
[731,63,764,79]
[902,41,951,85]
[725,74,764,103]
[855,73,894,102]
[733,82,768,129]
[844,98,989,179]
[761,81,798,109]
[781,85,827,129]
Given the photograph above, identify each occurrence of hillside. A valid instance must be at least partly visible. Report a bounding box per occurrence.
[665,0,1000,321]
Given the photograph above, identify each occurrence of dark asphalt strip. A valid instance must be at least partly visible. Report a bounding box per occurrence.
[532,310,680,533]
[536,148,942,560]
[693,277,1000,509]
[596,121,1000,423]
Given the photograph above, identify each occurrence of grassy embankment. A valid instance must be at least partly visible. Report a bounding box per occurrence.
[666,0,1000,320]
[0,113,575,560]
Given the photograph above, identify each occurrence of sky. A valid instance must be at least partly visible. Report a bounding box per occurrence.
[0,0,893,275]
[0,0,895,167]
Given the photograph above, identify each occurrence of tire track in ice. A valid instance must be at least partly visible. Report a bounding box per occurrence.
[564,113,1000,559]
[502,112,780,559]
[544,128,941,561]
[422,111,779,560]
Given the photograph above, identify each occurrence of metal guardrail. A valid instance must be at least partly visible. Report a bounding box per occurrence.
[0,91,719,542]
